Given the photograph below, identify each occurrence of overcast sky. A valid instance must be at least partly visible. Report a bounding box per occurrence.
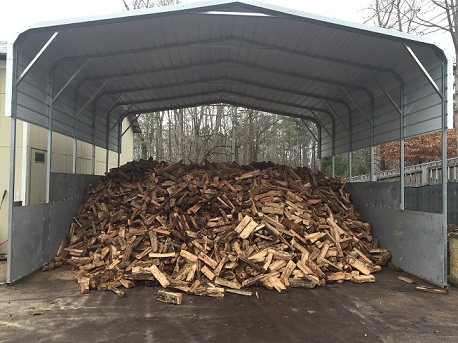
[0,0,369,41]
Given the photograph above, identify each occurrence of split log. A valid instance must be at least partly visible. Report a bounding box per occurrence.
[150,265,170,288]
[193,286,225,297]
[352,275,375,283]
[157,290,183,305]
[51,160,389,298]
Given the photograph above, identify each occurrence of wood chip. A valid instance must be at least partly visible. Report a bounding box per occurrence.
[415,286,448,294]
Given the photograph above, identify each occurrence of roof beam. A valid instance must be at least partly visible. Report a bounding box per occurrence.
[110,89,336,130]
[118,90,336,147]
[101,75,351,112]
[79,59,373,101]
[114,91,334,146]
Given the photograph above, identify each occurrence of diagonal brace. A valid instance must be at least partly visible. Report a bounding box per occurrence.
[109,104,134,133]
[17,31,60,85]
[75,79,110,118]
[300,119,318,142]
[371,73,402,114]
[310,110,332,138]
[341,87,372,125]
[404,44,442,98]
[122,113,142,137]
[325,100,349,132]
[53,59,92,103]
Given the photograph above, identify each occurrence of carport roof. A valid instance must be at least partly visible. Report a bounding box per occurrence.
[6,0,452,156]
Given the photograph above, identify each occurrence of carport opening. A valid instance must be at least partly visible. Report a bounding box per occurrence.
[132,105,319,169]
[3,0,451,287]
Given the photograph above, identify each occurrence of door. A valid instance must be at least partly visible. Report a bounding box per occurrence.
[29,149,47,205]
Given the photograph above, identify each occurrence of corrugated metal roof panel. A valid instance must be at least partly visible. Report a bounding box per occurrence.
[6,0,451,156]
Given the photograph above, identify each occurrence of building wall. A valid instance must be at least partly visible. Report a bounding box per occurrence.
[26,118,133,176]
[0,60,136,254]
[120,117,134,166]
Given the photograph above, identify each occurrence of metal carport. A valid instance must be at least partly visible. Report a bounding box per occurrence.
[4,0,453,285]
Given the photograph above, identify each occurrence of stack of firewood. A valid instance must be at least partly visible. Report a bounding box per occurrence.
[49,160,390,298]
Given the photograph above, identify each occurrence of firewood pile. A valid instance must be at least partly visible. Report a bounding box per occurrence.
[49,160,391,298]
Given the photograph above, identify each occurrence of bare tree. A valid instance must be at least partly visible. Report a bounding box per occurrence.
[364,0,423,32]
[124,0,318,167]
[364,0,458,153]
[122,0,181,11]
[414,0,458,137]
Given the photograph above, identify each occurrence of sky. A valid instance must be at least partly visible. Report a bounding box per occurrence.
[0,0,369,41]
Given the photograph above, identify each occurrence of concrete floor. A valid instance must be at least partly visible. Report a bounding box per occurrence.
[0,265,457,343]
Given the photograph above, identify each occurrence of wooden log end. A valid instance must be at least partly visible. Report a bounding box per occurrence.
[157,290,183,305]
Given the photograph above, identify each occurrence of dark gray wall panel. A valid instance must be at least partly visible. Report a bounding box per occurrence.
[46,199,82,264]
[347,181,400,210]
[8,174,102,283]
[356,205,402,266]
[50,172,102,202]
[404,183,458,224]
[401,210,445,286]
[346,182,446,286]
[9,205,47,283]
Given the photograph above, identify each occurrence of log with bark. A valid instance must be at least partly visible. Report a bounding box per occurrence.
[49,160,390,297]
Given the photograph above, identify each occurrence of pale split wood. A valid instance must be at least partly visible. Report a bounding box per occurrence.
[150,265,170,288]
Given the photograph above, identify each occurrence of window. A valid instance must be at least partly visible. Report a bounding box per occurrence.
[35,152,45,163]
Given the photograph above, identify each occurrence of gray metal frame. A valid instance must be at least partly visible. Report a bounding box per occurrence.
[3,0,453,284]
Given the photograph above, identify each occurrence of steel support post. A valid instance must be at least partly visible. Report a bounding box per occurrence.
[332,117,336,178]
[91,103,96,175]
[117,121,122,167]
[72,130,77,174]
[46,73,53,201]
[370,97,375,181]
[6,45,19,283]
[441,58,448,287]
[400,84,405,210]
[317,124,322,169]
[332,155,335,178]
[349,152,352,181]
[106,113,111,174]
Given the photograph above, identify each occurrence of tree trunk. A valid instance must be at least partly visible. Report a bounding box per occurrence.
[155,113,164,161]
